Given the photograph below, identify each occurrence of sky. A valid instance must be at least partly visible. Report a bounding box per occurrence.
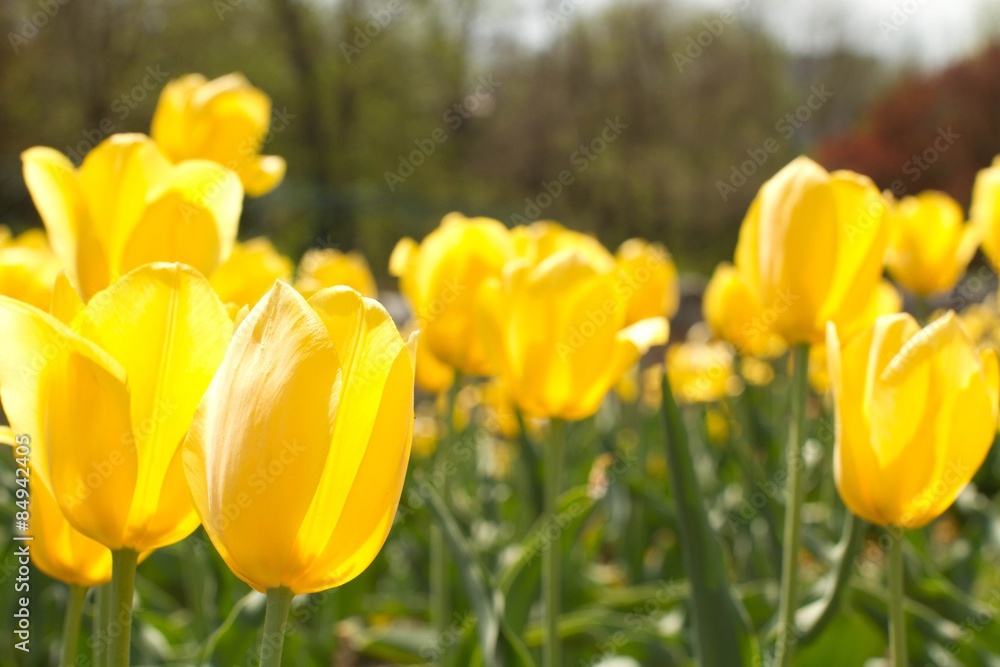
[510,0,1000,70]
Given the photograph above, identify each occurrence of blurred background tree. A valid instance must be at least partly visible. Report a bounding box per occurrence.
[1,0,998,279]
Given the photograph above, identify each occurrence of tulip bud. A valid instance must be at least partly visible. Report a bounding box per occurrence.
[22,134,243,301]
[183,283,416,594]
[827,312,999,528]
[734,156,889,344]
[151,73,287,196]
[477,248,668,420]
[884,191,978,297]
[390,212,516,376]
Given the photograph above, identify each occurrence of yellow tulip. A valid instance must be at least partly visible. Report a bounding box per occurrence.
[182,283,416,594]
[22,134,242,301]
[615,238,680,325]
[0,263,232,551]
[210,237,293,309]
[972,156,1000,270]
[884,191,978,296]
[703,262,785,357]
[666,341,741,404]
[512,220,616,272]
[827,311,999,528]
[0,226,62,310]
[151,73,286,196]
[295,248,377,299]
[390,212,516,376]
[478,248,668,420]
[734,156,889,344]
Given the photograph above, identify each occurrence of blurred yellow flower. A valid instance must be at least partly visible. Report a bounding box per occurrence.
[151,73,286,196]
[479,379,522,439]
[808,343,831,395]
[641,363,665,410]
[210,237,293,309]
[705,408,730,444]
[666,341,741,404]
[390,212,516,376]
[22,134,242,301]
[412,324,455,394]
[512,220,616,272]
[827,312,998,528]
[0,226,61,310]
[183,283,416,594]
[478,248,668,420]
[739,356,774,386]
[703,262,785,357]
[884,191,978,297]
[295,248,377,299]
[734,156,889,344]
[0,263,232,552]
[972,156,1000,271]
[615,238,680,325]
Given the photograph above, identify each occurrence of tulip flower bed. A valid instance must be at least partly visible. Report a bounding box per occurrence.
[1,73,1000,667]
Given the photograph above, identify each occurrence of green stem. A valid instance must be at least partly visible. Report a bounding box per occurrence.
[60,585,87,667]
[543,419,565,667]
[259,587,295,667]
[109,549,138,667]
[888,531,908,667]
[774,344,810,667]
[94,582,111,667]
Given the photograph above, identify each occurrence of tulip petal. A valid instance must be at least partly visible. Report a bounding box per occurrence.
[242,155,286,197]
[828,321,886,525]
[898,322,998,527]
[73,263,232,550]
[289,332,415,593]
[0,296,126,499]
[50,270,84,324]
[29,466,112,587]
[823,171,889,331]
[293,287,409,564]
[183,281,339,591]
[122,161,243,278]
[48,349,136,550]
[21,147,83,277]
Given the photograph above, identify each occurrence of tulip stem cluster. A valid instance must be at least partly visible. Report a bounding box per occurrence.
[260,587,295,667]
[774,344,810,667]
[109,549,139,667]
[543,419,566,667]
[60,585,87,667]
[887,533,908,667]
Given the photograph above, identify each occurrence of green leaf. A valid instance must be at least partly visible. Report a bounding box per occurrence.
[660,375,748,666]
